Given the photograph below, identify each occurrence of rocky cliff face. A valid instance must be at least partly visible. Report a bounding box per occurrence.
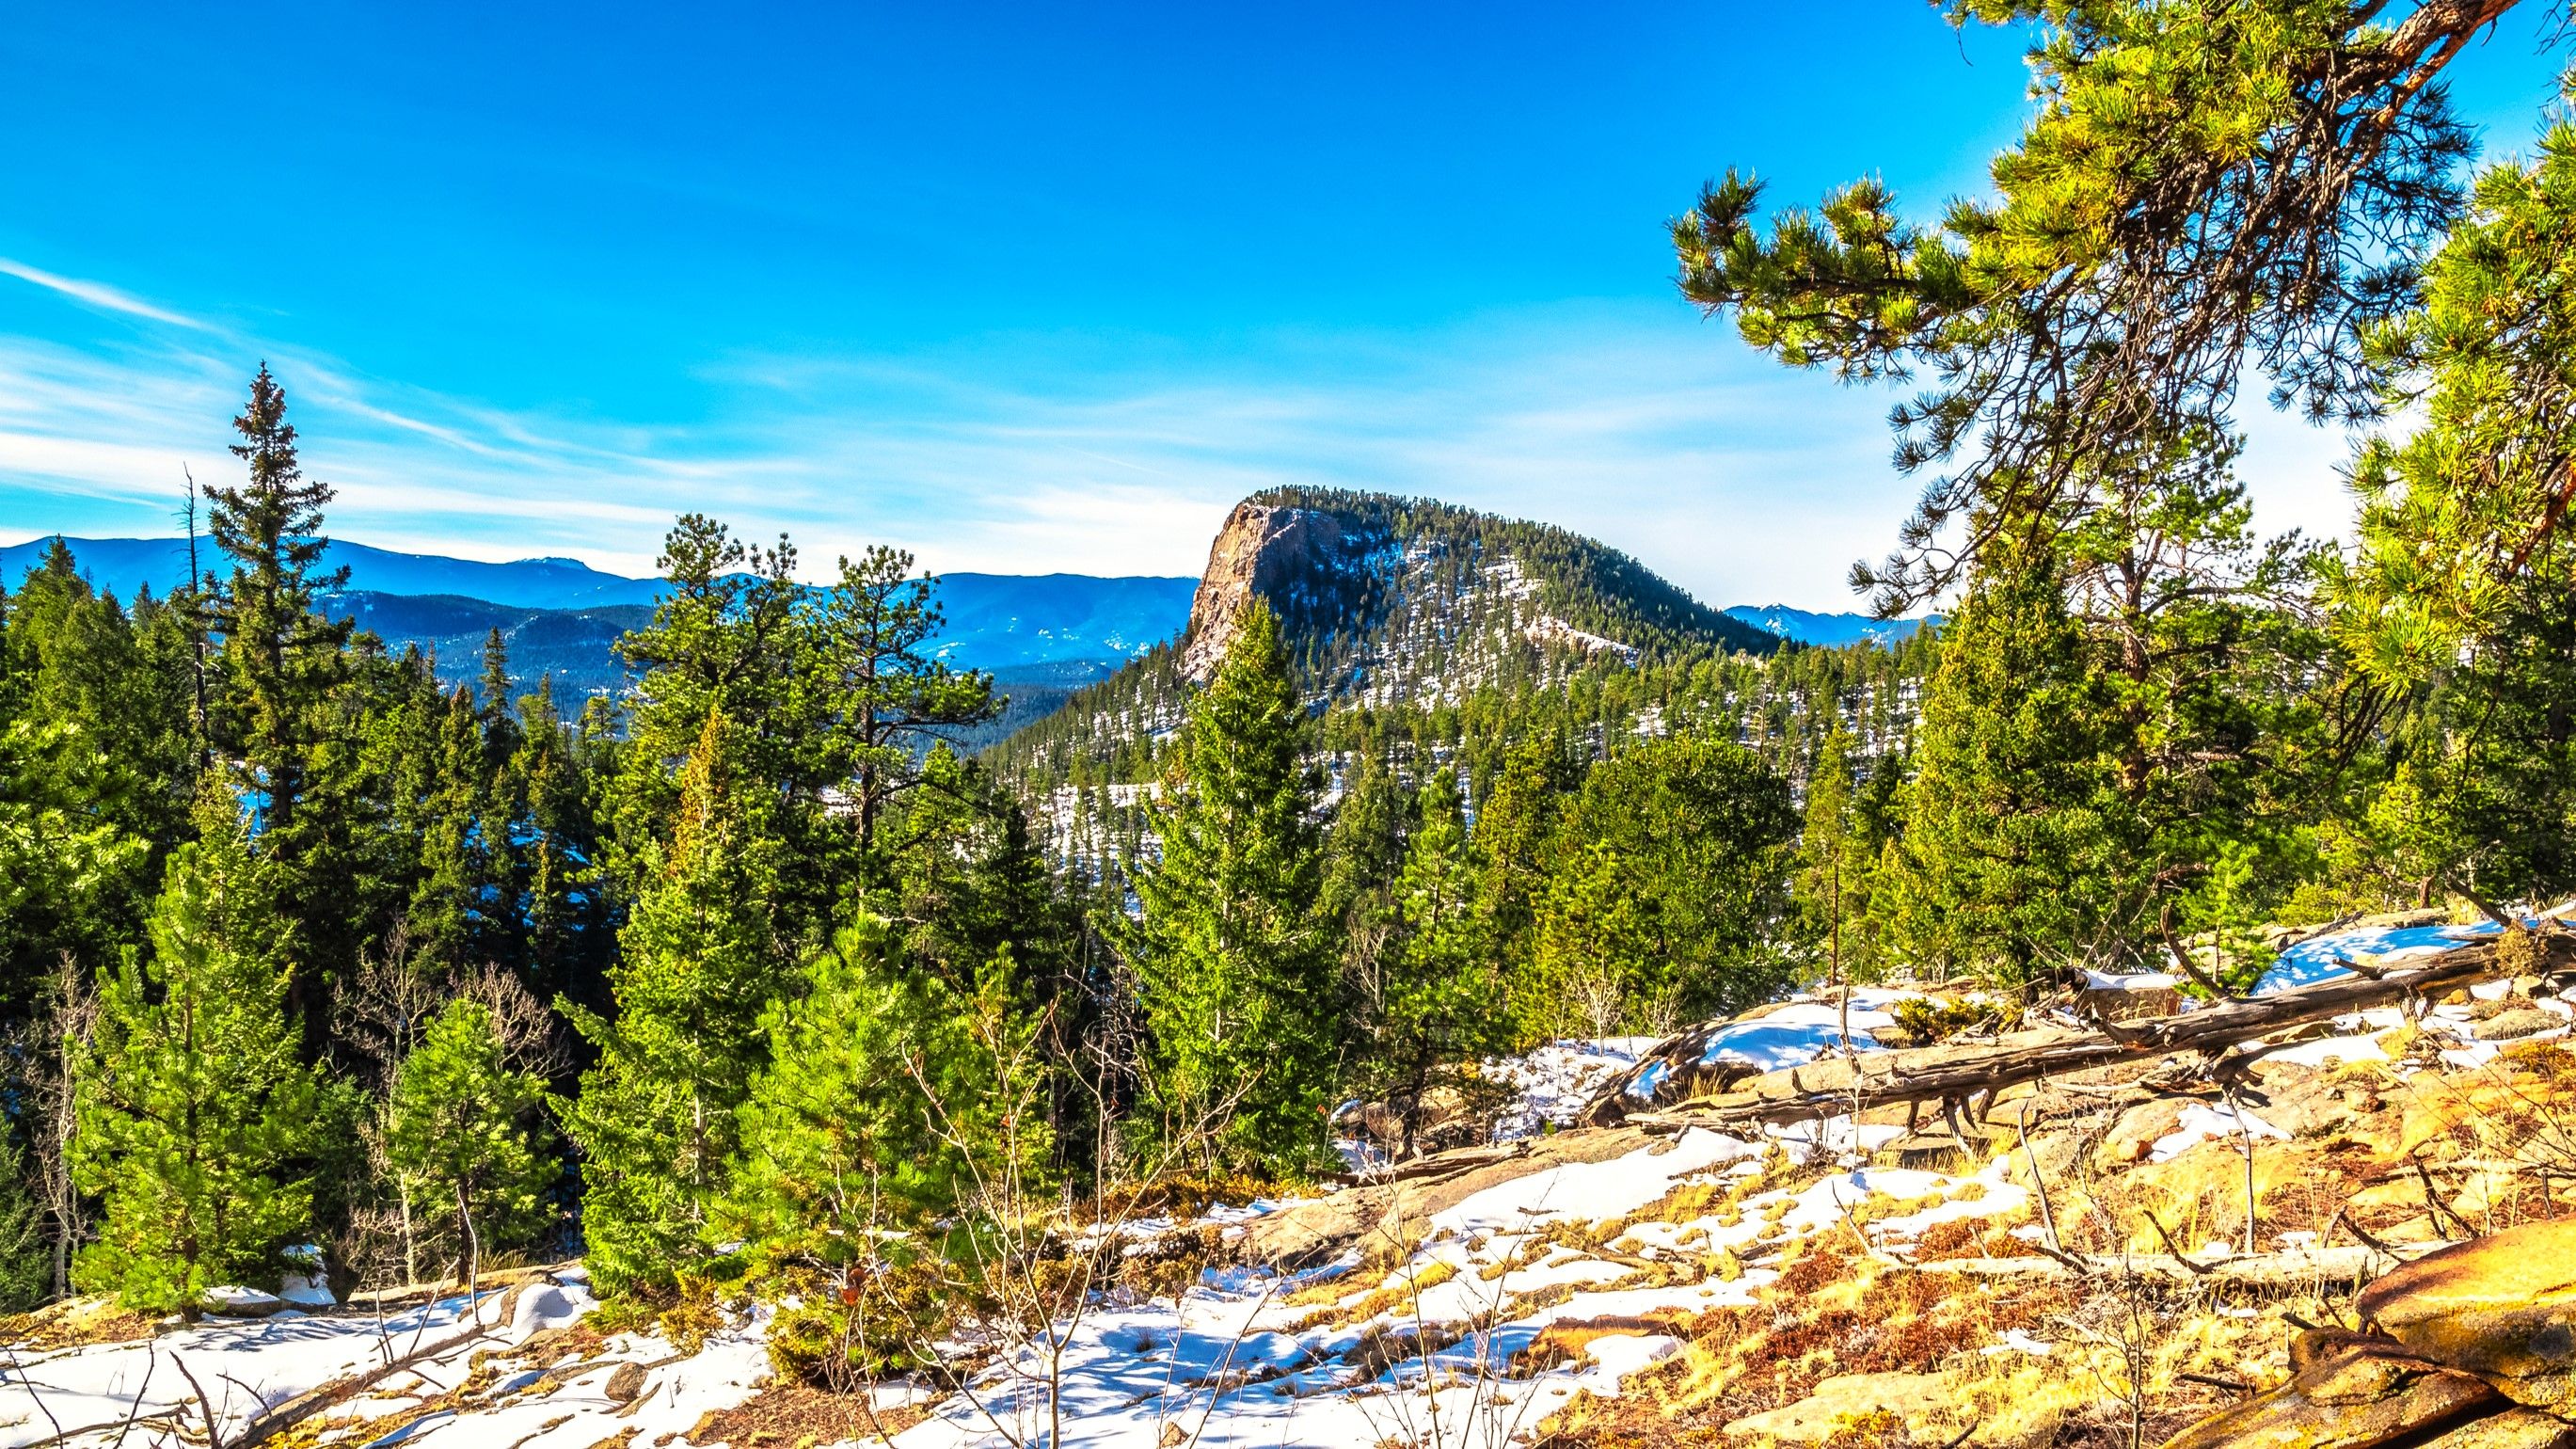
[1177,502,1348,682]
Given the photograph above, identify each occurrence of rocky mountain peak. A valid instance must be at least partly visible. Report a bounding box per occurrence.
[1177,501,1349,682]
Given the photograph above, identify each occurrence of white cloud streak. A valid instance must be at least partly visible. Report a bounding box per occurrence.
[0,258,210,330]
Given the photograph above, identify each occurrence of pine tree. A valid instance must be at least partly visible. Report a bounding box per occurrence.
[407,686,488,974]
[1887,533,2127,988]
[385,997,556,1279]
[2334,97,2576,684]
[719,916,1043,1384]
[809,546,1001,853]
[515,679,605,1004]
[561,710,789,1296]
[607,517,832,944]
[1526,840,1656,1041]
[1365,771,1503,1158]
[1527,735,1798,1032]
[1129,603,1334,1177]
[1796,726,1885,986]
[1321,745,1417,1064]
[0,1143,48,1313]
[1472,732,1575,970]
[201,366,360,1025]
[71,808,328,1317]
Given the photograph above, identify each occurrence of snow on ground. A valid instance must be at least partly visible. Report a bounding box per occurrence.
[1691,990,1917,1072]
[1429,1126,1761,1237]
[0,1106,2038,1449]
[2257,920,2508,995]
[2150,1102,2290,1163]
[0,1279,595,1449]
[1483,1037,1659,1140]
[886,1122,2027,1449]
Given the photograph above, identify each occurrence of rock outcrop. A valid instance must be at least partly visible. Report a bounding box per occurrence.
[2159,1221,2576,1448]
[2359,1218,2576,1410]
[1177,502,1346,682]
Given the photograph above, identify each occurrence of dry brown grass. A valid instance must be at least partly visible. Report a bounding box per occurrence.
[0,1295,154,1349]
[685,1380,929,1446]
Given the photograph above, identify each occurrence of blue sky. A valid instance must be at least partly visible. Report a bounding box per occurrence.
[1,4,2566,606]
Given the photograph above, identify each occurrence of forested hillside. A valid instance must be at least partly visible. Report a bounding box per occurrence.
[985,487,1809,786]
[17,6,2576,1444]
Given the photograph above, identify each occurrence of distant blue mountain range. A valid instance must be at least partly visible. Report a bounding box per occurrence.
[0,535,1200,676]
[1721,603,1934,648]
[0,535,665,610]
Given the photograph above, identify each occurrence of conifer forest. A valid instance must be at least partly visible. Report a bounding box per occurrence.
[12,5,2576,1447]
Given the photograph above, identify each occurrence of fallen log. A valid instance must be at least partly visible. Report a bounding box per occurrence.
[1604,932,2573,1132]
[1328,1141,1528,1188]
[226,1282,530,1449]
[342,1261,578,1314]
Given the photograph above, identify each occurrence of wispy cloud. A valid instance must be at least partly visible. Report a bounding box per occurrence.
[0,258,210,330]
[0,274,2366,609]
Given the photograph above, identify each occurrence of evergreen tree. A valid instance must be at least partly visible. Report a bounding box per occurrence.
[1128,603,1335,1176]
[1795,725,1885,986]
[808,546,1001,854]
[607,517,828,942]
[719,916,1043,1383]
[1320,744,1417,1062]
[1675,4,2497,613]
[561,710,788,1296]
[71,809,327,1317]
[515,678,608,1006]
[385,997,556,1278]
[1527,735,1798,1032]
[201,366,361,1023]
[0,547,184,1018]
[1363,771,1503,1158]
[2334,93,2576,683]
[1887,533,2126,987]
[1472,731,1577,974]
[0,1144,48,1313]
[407,686,489,975]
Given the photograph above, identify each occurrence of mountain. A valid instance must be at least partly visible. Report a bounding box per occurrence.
[3,536,1197,683]
[324,592,654,699]
[930,573,1198,671]
[0,535,665,610]
[1722,604,1935,648]
[1175,489,1778,695]
[986,489,1789,781]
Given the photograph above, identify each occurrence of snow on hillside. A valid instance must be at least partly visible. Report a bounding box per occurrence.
[11,964,2572,1449]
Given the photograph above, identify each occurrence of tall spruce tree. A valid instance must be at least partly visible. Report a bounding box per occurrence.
[561,710,788,1296]
[72,808,328,1317]
[202,367,360,1022]
[1887,533,2127,987]
[1129,603,1334,1176]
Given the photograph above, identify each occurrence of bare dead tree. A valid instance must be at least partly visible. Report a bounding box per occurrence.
[13,953,100,1300]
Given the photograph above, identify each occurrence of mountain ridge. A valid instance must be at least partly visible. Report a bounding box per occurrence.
[0,535,1199,677]
[985,488,1797,781]
[1722,602,1936,648]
